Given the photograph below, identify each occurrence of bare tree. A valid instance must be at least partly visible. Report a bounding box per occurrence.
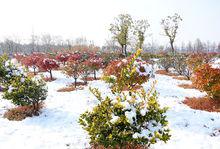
[161,13,182,54]
[194,38,204,52]
[41,34,54,51]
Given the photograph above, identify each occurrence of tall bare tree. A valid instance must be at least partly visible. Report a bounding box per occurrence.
[161,13,182,54]
[110,14,133,56]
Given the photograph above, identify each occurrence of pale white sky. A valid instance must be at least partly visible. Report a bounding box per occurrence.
[0,0,219,46]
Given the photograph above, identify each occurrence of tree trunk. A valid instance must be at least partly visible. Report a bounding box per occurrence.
[49,70,53,80]
[33,67,36,75]
[124,44,127,57]
[170,41,175,54]
[121,45,124,55]
[94,70,96,80]
[74,78,77,88]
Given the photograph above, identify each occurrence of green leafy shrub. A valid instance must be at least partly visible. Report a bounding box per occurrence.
[79,83,170,148]
[3,76,47,113]
[1,59,48,114]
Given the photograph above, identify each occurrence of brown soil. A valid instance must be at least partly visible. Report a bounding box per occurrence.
[43,77,57,82]
[172,76,189,81]
[178,83,196,89]
[183,96,220,112]
[83,77,101,81]
[155,70,178,76]
[57,82,87,92]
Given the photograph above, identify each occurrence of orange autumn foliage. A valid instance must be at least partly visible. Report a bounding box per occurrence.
[192,64,220,99]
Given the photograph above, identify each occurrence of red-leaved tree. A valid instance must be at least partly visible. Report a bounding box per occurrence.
[63,53,83,88]
[55,53,70,66]
[85,57,103,79]
[37,58,59,80]
[22,54,42,75]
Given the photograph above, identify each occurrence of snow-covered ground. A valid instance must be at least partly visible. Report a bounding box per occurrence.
[0,70,220,149]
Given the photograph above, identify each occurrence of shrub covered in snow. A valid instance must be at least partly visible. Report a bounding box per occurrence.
[0,55,26,84]
[3,76,47,113]
[103,49,152,93]
[158,53,174,72]
[173,53,192,79]
[0,54,9,82]
[192,64,220,99]
[79,83,170,148]
[1,58,48,114]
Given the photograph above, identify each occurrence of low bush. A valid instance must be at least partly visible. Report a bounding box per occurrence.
[192,64,220,99]
[173,53,191,79]
[158,53,174,72]
[79,84,170,148]
[3,76,48,113]
[186,52,216,72]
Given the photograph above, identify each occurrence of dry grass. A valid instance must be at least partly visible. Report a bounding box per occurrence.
[4,104,43,121]
[155,70,178,76]
[84,77,101,81]
[183,96,220,112]
[172,76,189,81]
[57,82,87,92]
[178,83,196,89]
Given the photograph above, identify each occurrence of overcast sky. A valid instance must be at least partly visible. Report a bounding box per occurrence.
[0,0,219,46]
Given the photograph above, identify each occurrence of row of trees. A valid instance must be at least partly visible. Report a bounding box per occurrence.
[108,13,220,55]
[109,13,182,55]
[0,36,97,55]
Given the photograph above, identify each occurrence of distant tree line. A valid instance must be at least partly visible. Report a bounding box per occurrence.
[0,35,97,55]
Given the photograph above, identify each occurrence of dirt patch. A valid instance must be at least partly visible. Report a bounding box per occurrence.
[43,77,57,82]
[178,83,196,89]
[183,96,220,112]
[57,82,87,92]
[83,77,101,81]
[172,76,189,81]
[155,70,178,76]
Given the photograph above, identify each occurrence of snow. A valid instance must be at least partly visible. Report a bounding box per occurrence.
[125,110,136,124]
[0,70,220,149]
[110,115,120,124]
[211,58,220,69]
